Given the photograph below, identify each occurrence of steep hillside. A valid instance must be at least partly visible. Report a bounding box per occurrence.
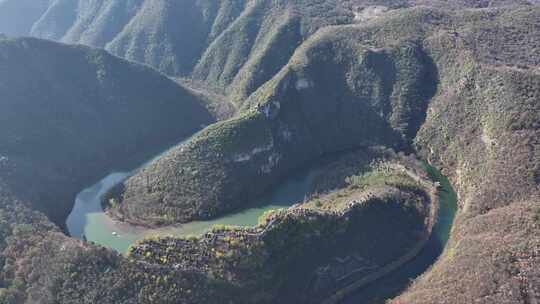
[106,0,247,76]
[393,9,540,303]
[190,0,354,103]
[3,0,534,107]
[110,5,539,303]
[0,0,348,82]
[0,37,213,227]
[31,0,144,47]
[0,202,235,304]
[0,3,538,304]
[108,17,437,225]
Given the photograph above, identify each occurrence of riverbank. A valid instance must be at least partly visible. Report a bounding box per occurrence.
[66,148,456,303]
[323,164,441,303]
[67,162,319,253]
[124,151,442,303]
[342,162,458,303]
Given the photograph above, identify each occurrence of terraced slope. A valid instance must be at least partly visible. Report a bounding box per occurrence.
[0,36,213,227]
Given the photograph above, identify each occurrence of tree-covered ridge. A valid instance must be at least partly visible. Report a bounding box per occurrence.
[109,5,539,303]
[0,36,213,227]
[0,149,437,304]
[126,152,437,303]
[0,36,218,303]
[0,2,538,304]
[108,37,436,226]
[0,0,536,106]
[0,204,234,304]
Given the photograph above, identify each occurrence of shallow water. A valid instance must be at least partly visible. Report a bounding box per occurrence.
[66,168,317,253]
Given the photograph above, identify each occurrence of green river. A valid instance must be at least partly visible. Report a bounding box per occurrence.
[66,168,318,253]
[66,157,457,303]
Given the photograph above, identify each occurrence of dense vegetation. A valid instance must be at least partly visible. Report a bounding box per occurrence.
[0,37,213,227]
[110,4,539,303]
[127,154,436,303]
[109,37,437,226]
[0,1,538,304]
[1,148,436,303]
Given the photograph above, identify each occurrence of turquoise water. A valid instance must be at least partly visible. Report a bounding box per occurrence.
[66,168,317,253]
[66,157,457,303]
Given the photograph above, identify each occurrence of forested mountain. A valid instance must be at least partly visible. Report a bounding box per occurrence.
[0,1,538,304]
[0,36,213,226]
[110,7,540,302]
[0,0,537,104]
